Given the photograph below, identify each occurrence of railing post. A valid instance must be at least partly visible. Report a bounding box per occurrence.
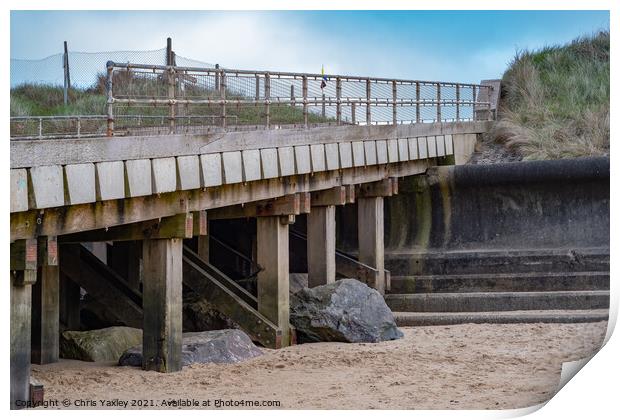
[415,82,421,123]
[77,117,81,138]
[265,72,270,128]
[106,62,114,137]
[38,117,43,139]
[487,86,493,121]
[321,92,326,119]
[302,75,308,128]
[455,84,460,121]
[472,85,477,121]
[255,74,260,101]
[336,77,342,125]
[167,67,175,134]
[392,80,397,125]
[214,64,220,91]
[220,70,227,128]
[290,84,295,108]
[351,102,356,125]
[436,82,441,122]
[366,79,371,125]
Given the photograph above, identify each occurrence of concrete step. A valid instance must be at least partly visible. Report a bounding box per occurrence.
[389,271,610,294]
[385,290,610,312]
[385,247,610,276]
[393,309,610,326]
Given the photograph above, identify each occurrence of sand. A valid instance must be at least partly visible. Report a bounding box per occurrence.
[31,322,608,410]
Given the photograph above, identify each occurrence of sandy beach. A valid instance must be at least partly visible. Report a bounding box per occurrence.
[31,321,608,410]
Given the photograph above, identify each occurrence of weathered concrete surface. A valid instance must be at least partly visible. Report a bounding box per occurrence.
[64,163,96,205]
[290,278,403,343]
[10,169,28,212]
[119,330,262,367]
[60,327,142,362]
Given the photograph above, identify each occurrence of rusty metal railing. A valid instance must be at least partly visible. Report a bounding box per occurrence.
[105,62,494,136]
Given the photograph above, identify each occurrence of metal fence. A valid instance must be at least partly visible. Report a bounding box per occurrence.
[104,62,493,136]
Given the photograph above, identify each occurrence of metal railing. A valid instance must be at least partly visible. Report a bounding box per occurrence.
[105,62,494,136]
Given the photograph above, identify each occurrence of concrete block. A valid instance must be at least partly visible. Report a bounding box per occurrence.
[295,145,311,174]
[427,136,438,158]
[408,138,419,160]
[398,138,409,162]
[325,143,340,170]
[387,139,399,163]
[11,169,29,212]
[222,151,243,184]
[364,141,377,165]
[310,144,326,172]
[445,134,454,155]
[278,147,296,177]
[339,142,353,168]
[436,135,446,156]
[125,159,153,197]
[95,161,125,201]
[376,140,388,164]
[260,148,279,179]
[200,154,223,187]
[151,157,178,193]
[176,155,201,190]
[242,149,262,182]
[417,137,428,159]
[29,165,65,209]
[352,141,365,167]
[64,163,96,205]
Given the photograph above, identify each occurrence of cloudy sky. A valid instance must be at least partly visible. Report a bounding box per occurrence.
[10,10,609,84]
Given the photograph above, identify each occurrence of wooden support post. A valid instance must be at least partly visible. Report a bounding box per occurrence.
[357,197,385,294]
[336,77,342,125]
[307,205,336,287]
[415,82,421,123]
[59,274,81,331]
[302,76,308,128]
[11,239,37,409]
[31,237,59,365]
[257,216,290,347]
[392,80,398,125]
[196,211,209,263]
[142,238,183,373]
[127,241,143,292]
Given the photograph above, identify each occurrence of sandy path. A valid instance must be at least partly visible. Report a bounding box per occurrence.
[32,322,607,410]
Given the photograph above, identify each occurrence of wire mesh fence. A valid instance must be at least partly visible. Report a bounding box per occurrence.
[10,44,494,139]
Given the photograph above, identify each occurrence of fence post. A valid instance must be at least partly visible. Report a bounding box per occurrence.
[351,102,356,125]
[302,75,308,128]
[472,85,477,121]
[106,62,114,137]
[77,117,81,138]
[255,74,260,101]
[415,82,421,123]
[456,84,460,121]
[265,72,270,128]
[63,41,70,106]
[436,83,441,122]
[487,86,493,121]
[290,84,295,109]
[336,77,342,125]
[366,79,371,125]
[167,67,175,134]
[215,64,220,91]
[38,118,43,139]
[220,70,227,128]
[392,80,397,125]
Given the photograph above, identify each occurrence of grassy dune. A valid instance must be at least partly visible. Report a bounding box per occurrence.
[489,31,609,160]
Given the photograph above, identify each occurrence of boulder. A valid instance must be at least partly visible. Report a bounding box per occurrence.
[119,329,263,367]
[290,278,404,343]
[289,273,308,294]
[60,326,142,362]
[183,295,238,332]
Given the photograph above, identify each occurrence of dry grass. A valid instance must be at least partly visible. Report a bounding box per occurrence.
[489,31,609,160]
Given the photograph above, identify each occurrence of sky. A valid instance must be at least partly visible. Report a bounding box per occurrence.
[10,10,610,84]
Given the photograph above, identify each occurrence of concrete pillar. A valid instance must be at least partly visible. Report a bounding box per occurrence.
[358,197,385,294]
[59,274,81,331]
[10,271,35,409]
[31,265,60,364]
[307,205,336,287]
[257,216,290,347]
[142,238,183,373]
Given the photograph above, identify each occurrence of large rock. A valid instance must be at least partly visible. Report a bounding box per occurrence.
[60,326,142,362]
[289,273,308,294]
[183,295,238,332]
[119,329,263,367]
[290,278,404,343]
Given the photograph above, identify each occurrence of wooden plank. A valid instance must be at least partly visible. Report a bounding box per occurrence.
[59,213,193,243]
[142,238,183,372]
[357,179,393,198]
[59,274,81,331]
[257,216,290,347]
[357,196,385,294]
[208,194,303,220]
[345,185,356,203]
[11,239,38,272]
[193,210,208,236]
[31,263,60,365]
[37,236,58,266]
[310,186,346,207]
[10,278,33,409]
[307,205,336,287]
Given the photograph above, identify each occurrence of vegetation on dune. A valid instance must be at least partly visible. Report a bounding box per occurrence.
[489,30,609,160]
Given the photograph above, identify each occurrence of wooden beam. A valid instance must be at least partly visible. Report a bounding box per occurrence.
[31,262,60,365]
[310,187,346,207]
[356,179,395,198]
[209,193,307,220]
[307,205,336,287]
[193,210,207,236]
[59,274,81,331]
[257,216,290,347]
[37,236,58,266]
[142,238,183,372]
[357,197,385,294]
[10,275,33,409]
[345,185,356,204]
[11,239,38,273]
[59,213,193,243]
